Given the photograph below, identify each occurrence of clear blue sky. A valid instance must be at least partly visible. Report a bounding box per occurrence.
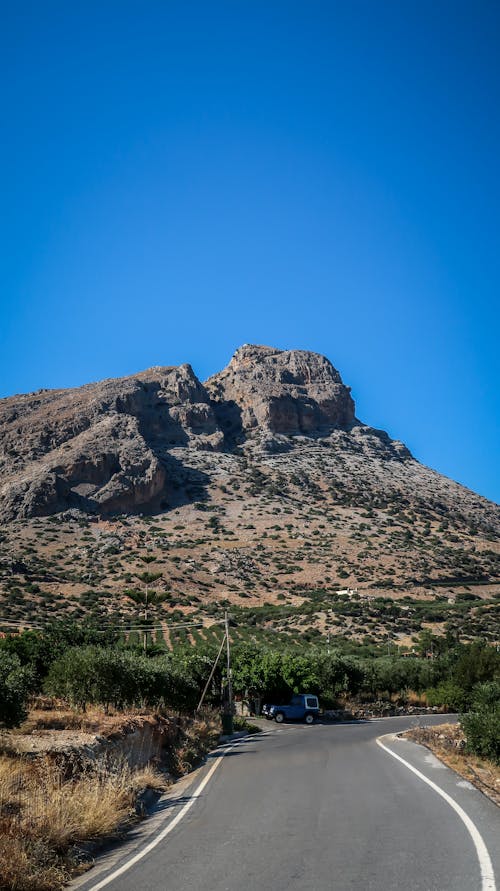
[2,2,499,503]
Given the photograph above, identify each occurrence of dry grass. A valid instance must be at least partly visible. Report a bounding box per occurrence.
[170,714,220,776]
[129,764,171,795]
[21,699,150,736]
[0,837,64,891]
[405,690,429,707]
[1,703,176,763]
[405,723,500,807]
[0,708,221,890]
[0,753,169,891]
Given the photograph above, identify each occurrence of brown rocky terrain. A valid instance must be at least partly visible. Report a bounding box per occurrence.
[0,345,498,647]
[0,363,223,519]
[206,344,357,443]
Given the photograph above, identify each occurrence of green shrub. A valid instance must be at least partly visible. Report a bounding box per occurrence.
[451,642,500,690]
[0,651,34,727]
[232,717,261,734]
[229,645,363,705]
[425,682,469,712]
[461,681,500,763]
[44,646,200,712]
[0,621,118,687]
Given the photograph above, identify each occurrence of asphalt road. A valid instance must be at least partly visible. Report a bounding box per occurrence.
[74,715,499,891]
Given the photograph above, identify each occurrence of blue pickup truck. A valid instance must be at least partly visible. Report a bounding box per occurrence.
[262,694,320,724]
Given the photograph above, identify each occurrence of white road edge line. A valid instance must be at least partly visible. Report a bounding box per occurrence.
[376,735,496,891]
[85,742,236,891]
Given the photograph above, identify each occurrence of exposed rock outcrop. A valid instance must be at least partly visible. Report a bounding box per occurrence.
[0,345,495,528]
[0,364,223,518]
[205,344,356,441]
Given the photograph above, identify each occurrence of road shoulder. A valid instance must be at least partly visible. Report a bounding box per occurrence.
[377,732,499,891]
[403,723,500,807]
[69,735,251,891]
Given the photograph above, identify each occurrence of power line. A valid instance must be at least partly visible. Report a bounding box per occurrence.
[0,619,225,633]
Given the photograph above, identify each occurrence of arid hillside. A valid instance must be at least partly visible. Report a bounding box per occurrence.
[1,345,498,648]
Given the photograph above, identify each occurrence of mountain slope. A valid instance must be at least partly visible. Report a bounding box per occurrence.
[0,345,498,645]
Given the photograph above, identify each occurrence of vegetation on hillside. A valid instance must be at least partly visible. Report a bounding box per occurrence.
[1,621,498,726]
[1,446,498,653]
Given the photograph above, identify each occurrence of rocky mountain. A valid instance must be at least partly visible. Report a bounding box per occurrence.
[0,345,498,646]
[206,344,357,442]
[0,363,223,519]
[1,344,420,520]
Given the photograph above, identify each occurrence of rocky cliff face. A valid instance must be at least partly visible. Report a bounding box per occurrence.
[0,346,371,519]
[205,344,356,441]
[0,364,223,519]
[0,345,494,528]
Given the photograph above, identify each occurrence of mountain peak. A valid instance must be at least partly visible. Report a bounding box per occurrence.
[4,344,489,524]
[205,344,355,438]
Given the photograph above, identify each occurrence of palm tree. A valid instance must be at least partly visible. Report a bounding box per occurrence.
[124,564,169,651]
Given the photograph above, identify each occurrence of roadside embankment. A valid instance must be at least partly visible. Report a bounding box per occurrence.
[403,722,500,807]
[0,704,221,891]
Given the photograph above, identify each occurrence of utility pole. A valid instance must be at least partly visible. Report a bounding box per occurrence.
[223,610,234,735]
[196,631,226,712]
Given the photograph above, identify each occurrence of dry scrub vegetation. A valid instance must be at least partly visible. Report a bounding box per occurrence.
[1,441,499,650]
[0,708,220,891]
[0,754,167,891]
[405,723,500,807]
[169,715,220,775]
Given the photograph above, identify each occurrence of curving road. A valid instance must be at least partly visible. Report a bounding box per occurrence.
[73,716,499,891]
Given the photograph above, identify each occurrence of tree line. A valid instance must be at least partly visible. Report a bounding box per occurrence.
[0,622,498,761]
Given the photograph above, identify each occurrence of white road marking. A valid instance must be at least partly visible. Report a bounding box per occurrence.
[423,752,446,769]
[377,735,496,891]
[85,742,236,891]
[457,780,476,791]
